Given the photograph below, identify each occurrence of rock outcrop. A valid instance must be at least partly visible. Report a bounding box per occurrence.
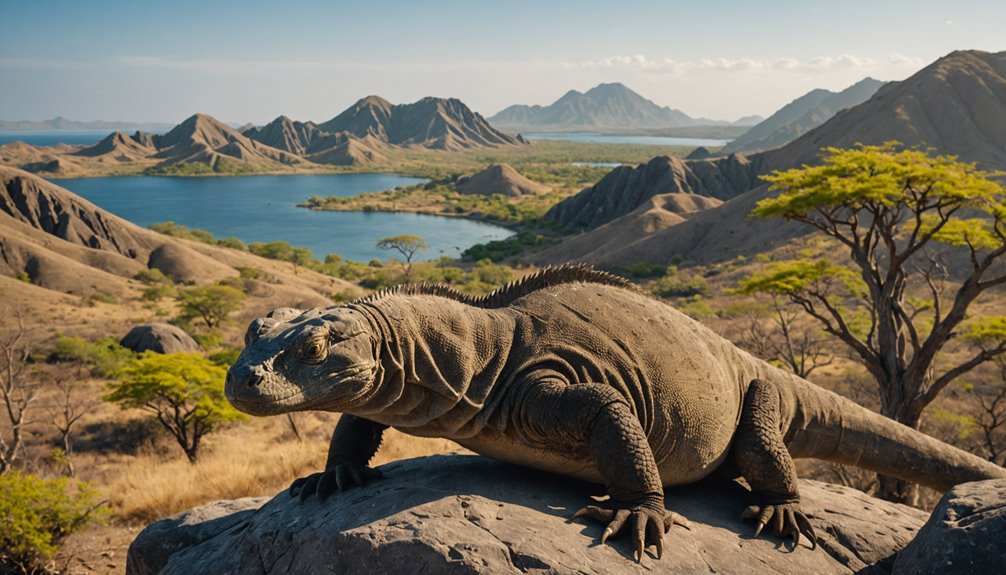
[127,454,931,575]
[120,323,203,355]
[892,479,1006,575]
[455,164,549,197]
[544,153,758,230]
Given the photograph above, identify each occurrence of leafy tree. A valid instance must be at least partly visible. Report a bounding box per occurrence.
[106,353,245,462]
[376,235,428,282]
[177,285,246,328]
[0,470,105,574]
[750,143,1006,503]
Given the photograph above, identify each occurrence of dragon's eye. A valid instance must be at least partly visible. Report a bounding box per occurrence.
[298,337,328,364]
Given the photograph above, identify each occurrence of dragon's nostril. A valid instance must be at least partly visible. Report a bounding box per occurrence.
[245,373,264,388]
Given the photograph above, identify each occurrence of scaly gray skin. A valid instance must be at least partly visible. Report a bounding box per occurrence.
[226,265,1006,562]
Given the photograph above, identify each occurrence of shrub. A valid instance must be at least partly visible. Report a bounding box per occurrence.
[0,470,105,574]
[176,285,246,328]
[48,336,135,377]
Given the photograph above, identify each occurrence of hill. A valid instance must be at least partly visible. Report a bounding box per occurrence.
[488,82,697,132]
[760,50,1006,170]
[0,96,524,176]
[544,153,758,230]
[455,164,549,197]
[534,50,1006,267]
[0,166,356,317]
[316,96,521,150]
[723,78,885,155]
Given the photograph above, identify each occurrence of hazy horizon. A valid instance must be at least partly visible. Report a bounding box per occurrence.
[1,0,1003,125]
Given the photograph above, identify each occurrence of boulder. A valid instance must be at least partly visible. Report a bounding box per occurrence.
[120,323,202,354]
[892,479,1006,575]
[127,454,930,575]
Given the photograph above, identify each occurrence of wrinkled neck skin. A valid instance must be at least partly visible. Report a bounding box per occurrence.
[344,296,516,439]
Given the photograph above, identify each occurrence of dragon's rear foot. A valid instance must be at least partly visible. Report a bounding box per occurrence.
[734,378,818,549]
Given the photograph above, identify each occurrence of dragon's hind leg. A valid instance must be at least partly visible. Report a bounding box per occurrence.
[733,378,817,549]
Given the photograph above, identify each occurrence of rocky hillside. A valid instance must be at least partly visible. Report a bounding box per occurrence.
[455,164,549,197]
[723,77,885,155]
[544,153,759,230]
[316,96,522,150]
[760,50,1006,171]
[489,82,696,132]
[0,166,354,304]
[0,96,524,176]
[535,50,1006,267]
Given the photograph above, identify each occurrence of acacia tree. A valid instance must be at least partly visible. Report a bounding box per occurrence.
[106,352,245,462]
[750,143,1006,503]
[177,285,246,328]
[377,235,428,282]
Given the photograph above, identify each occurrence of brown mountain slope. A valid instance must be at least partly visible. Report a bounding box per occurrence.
[317,96,522,150]
[760,50,1006,171]
[455,164,549,197]
[536,49,1006,267]
[544,154,758,230]
[152,114,308,169]
[73,131,155,160]
[0,167,356,305]
[536,193,723,264]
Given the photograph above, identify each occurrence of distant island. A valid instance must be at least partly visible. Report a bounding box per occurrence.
[488,82,761,138]
[0,116,175,132]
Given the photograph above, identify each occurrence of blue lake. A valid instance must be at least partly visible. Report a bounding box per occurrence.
[57,174,514,262]
[0,131,116,147]
[524,132,729,147]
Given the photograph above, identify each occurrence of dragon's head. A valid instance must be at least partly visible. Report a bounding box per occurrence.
[226,306,379,416]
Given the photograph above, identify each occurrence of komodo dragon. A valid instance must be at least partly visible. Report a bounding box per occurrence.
[225,265,1006,561]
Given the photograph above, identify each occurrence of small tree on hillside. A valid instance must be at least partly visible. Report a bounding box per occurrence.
[106,353,245,462]
[377,235,428,282]
[177,285,246,328]
[731,294,834,379]
[0,307,41,475]
[749,143,1006,503]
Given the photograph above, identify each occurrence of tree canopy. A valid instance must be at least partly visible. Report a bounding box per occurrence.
[747,143,1006,503]
[106,352,244,462]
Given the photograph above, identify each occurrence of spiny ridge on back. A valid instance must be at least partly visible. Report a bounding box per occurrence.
[351,264,636,309]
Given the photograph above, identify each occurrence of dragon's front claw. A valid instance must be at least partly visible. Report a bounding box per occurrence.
[573,500,689,561]
[289,462,383,503]
[742,501,817,549]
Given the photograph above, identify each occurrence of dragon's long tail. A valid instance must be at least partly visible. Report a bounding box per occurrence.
[773,373,1006,490]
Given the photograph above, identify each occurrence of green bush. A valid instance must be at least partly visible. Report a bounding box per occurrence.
[48,336,135,377]
[0,470,105,574]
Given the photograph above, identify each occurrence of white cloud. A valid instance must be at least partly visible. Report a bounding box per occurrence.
[888,53,926,67]
[565,53,931,75]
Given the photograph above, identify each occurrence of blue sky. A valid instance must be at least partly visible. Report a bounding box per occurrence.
[1,0,1003,123]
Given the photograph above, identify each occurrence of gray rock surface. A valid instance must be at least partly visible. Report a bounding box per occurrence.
[127,454,929,575]
[892,479,1006,575]
[119,323,203,354]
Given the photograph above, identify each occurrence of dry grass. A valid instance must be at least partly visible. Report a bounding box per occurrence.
[100,413,458,522]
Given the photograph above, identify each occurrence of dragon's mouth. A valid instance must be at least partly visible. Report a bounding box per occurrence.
[228,363,375,411]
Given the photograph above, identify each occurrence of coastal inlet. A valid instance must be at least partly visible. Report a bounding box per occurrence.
[58,173,515,263]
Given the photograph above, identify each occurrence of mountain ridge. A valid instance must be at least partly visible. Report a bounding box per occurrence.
[534,49,1006,267]
[489,82,700,132]
[723,77,886,155]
